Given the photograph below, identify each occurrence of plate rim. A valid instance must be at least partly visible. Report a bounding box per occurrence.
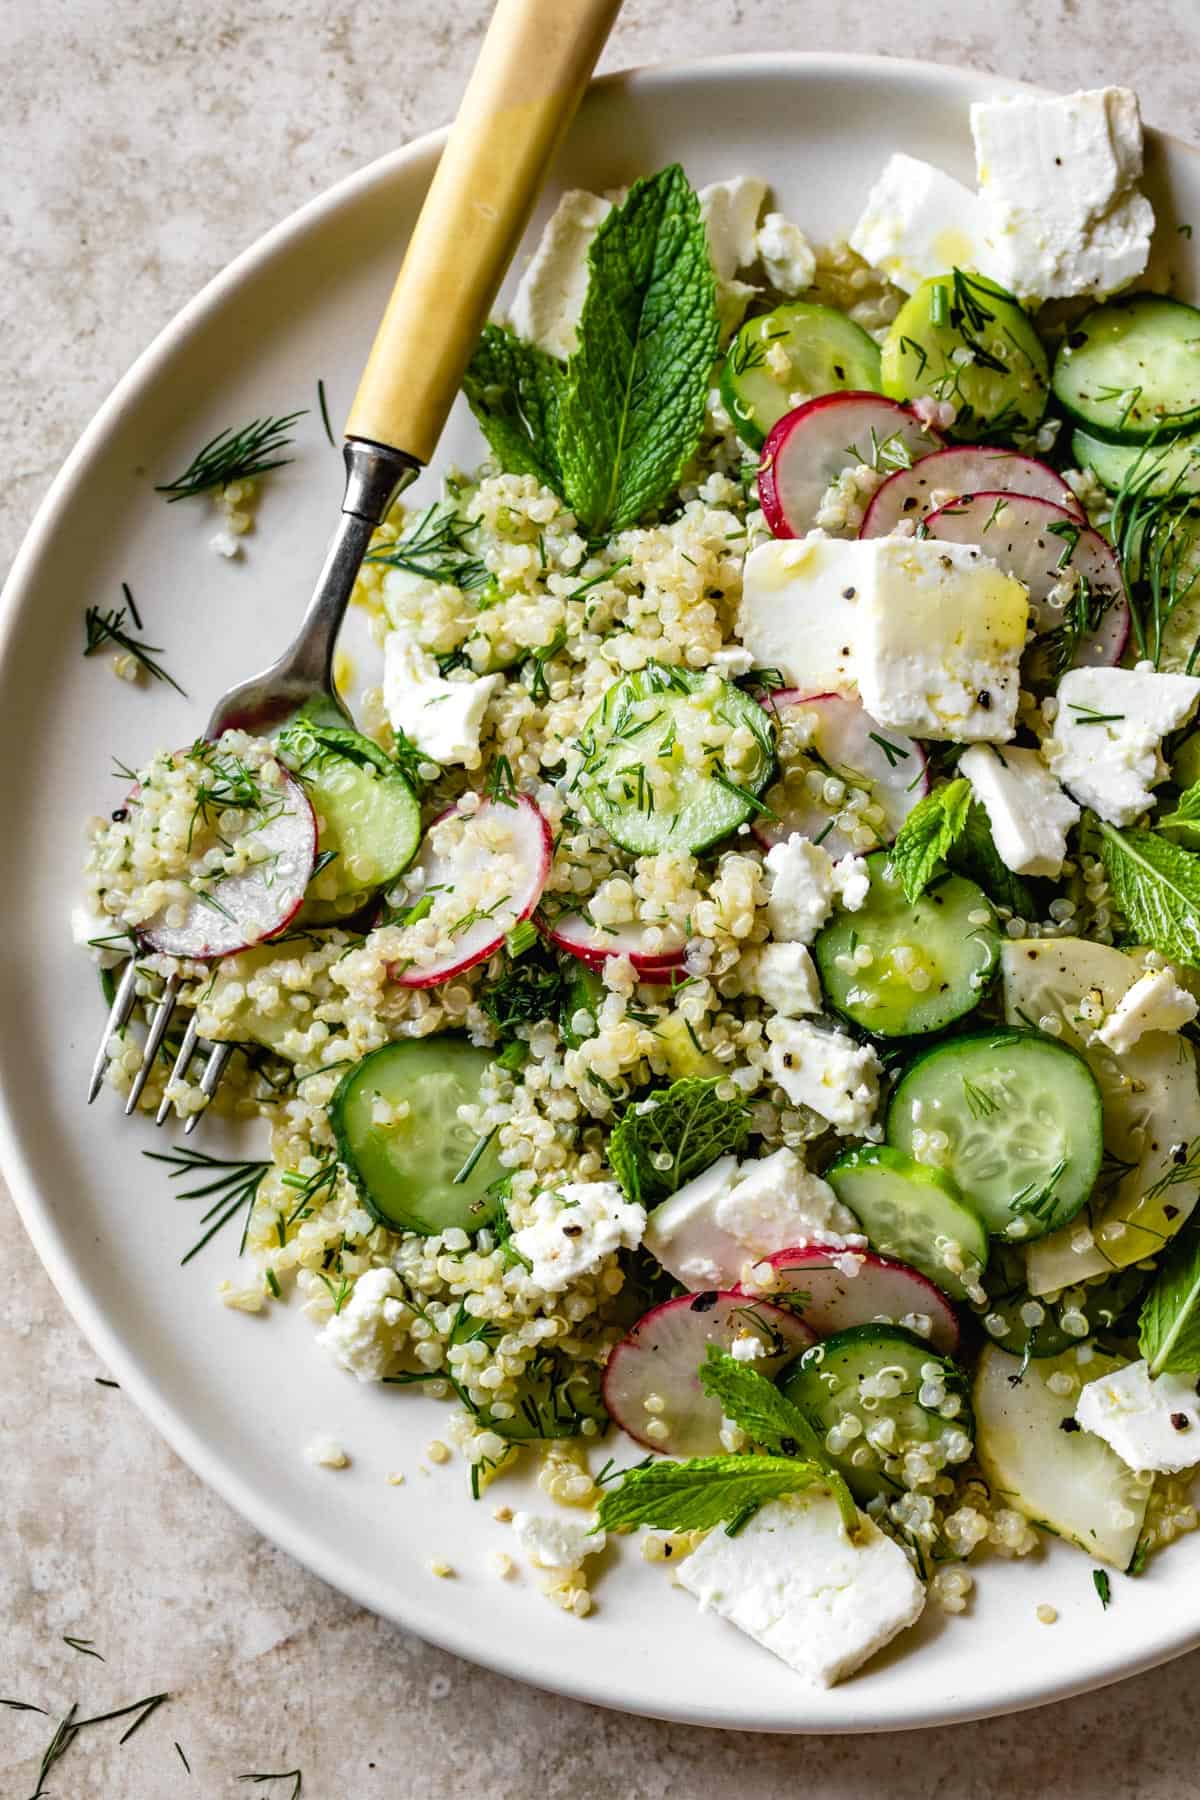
[4,49,1200,1733]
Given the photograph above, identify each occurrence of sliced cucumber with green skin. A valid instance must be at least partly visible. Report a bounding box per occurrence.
[1052,296,1200,440]
[277,723,421,922]
[880,272,1049,437]
[974,1247,1147,1359]
[331,1037,504,1235]
[1071,425,1200,496]
[487,1349,608,1442]
[825,1145,987,1302]
[813,851,1000,1037]
[575,662,774,856]
[780,1324,973,1504]
[973,1344,1149,1569]
[720,303,882,449]
[886,1030,1104,1243]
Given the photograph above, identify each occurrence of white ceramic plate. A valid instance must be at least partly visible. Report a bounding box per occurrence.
[4,52,1200,1733]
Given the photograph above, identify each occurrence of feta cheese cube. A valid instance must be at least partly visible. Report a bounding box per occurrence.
[700,176,767,338]
[511,1181,645,1295]
[677,1489,926,1687]
[831,854,870,912]
[973,88,1153,300]
[513,1511,606,1570]
[768,1018,883,1139]
[959,744,1080,877]
[738,535,867,696]
[751,941,822,1016]
[764,835,835,944]
[849,153,982,294]
[1097,967,1198,1054]
[507,188,612,359]
[317,1267,407,1383]
[756,211,816,295]
[708,643,755,679]
[857,537,1028,742]
[1042,665,1200,825]
[383,631,502,767]
[1076,1358,1200,1473]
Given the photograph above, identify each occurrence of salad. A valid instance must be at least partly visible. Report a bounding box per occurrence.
[78,83,1200,1689]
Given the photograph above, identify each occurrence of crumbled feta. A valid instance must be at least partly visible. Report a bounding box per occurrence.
[1042,665,1200,825]
[764,835,835,944]
[849,153,982,293]
[708,643,755,679]
[958,744,1080,877]
[730,1335,768,1362]
[512,1181,645,1294]
[1076,1358,1200,1473]
[831,854,870,912]
[1097,967,1198,1053]
[383,631,502,767]
[973,87,1153,301]
[677,1489,925,1687]
[767,1018,883,1139]
[756,211,816,295]
[507,188,612,358]
[513,1510,606,1570]
[857,538,1028,742]
[71,900,125,968]
[317,1267,407,1382]
[643,1148,858,1290]
[738,535,867,696]
[699,176,766,338]
[751,940,822,1017]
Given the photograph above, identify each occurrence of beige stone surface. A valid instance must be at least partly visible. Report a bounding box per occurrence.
[5,1,1200,1792]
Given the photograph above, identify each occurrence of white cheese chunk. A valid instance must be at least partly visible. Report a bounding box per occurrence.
[849,153,982,293]
[506,188,612,359]
[959,744,1080,878]
[513,1511,607,1570]
[738,535,868,696]
[831,854,870,912]
[972,87,1153,301]
[677,1489,925,1687]
[764,836,835,944]
[699,176,767,339]
[511,1180,645,1295]
[1097,967,1199,1053]
[383,631,502,767]
[642,1148,858,1291]
[317,1267,407,1383]
[751,940,822,1016]
[71,900,125,968]
[708,643,755,679]
[857,538,1028,742]
[1076,1358,1200,1473]
[1042,665,1200,825]
[756,211,816,295]
[767,1018,883,1139]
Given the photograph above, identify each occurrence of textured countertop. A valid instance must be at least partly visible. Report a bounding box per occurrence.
[5,2,1200,1792]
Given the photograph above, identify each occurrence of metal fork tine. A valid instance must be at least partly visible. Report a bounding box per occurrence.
[155,1013,201,1126]
[124,973,181,1117]
[87,959,141,1103]
[183,1041,235,1135]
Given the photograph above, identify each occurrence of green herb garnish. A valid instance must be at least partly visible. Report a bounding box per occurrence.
[156,412,305,500]
[888,778,972,902]
[84,586,186,695]
[607,1076,749,1206]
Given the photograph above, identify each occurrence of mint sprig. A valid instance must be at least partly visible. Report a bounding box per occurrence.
[607,1076,750,1207]
[462,324,564,495]
[1139,1226,1200,1376]
[888,778,972,903]
[1156,781,1200,846]
[594,1453,832,1534]
[949,800,1034,919]
[698,1349,858,1532]
[1098,820,1200,968]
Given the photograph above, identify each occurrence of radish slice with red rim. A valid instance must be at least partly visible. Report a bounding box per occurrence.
[386,794,551,990]
[141,763,316,959]
[923,492,1129,673]
[758,391,943,539]
[734,1245,961,1356]
[602,1291,814,1456]
[753,690,928,858]
[859,445,1086,539]
[542,908,687,976]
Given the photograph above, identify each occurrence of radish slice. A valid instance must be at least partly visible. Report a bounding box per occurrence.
[141,767,316,960]
[924,492,1129,671]
[602,1291,814,1457]
[734,1246,960,1356]
[753,690,928,858]
[860,446,1085,539]
[758,392,943,538]
[543,908,687,977]
[387,795,551,990]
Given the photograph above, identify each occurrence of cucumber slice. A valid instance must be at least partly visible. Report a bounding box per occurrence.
[277,723,421,921]
[973,1344,1149,1569]
[331,1037,504,1235]
[825,1144,987,1302]
[780,1323,972,1503]
[1072,425,1200,496]
[974,1247,1148,1359]
[812,851,1000,1037]
[575,662,774,856]
[1052,296,1200,440]
[487,1349,608,1442]
[720,303,882,449]
[880,271,1049,437]
[1173,728,1200,790]
[887,1030,1103,1243]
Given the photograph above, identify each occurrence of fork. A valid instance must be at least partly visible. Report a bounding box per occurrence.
[88,0,622,1129]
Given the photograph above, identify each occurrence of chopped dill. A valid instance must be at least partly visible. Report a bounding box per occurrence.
[83,587,186,695]
[156,411,306,501]
[143,1145,271,1265]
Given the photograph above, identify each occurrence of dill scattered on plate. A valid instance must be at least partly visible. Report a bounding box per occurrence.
[83,585,186,694]
[156,411,306,502]
[143,1145,271,1265]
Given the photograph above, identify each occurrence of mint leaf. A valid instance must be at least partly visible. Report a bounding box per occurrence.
[1157,781,1200,846]
[595,1453,831,1534]
[557,165,719,536]
[1098,821,1200,968]
[607,1076,750,1207]
[463,323,564,494]
[697,1350,858,1532]
[948,800,1034,919]
[1139,1226,1200,1375]
[888,778,972,903]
